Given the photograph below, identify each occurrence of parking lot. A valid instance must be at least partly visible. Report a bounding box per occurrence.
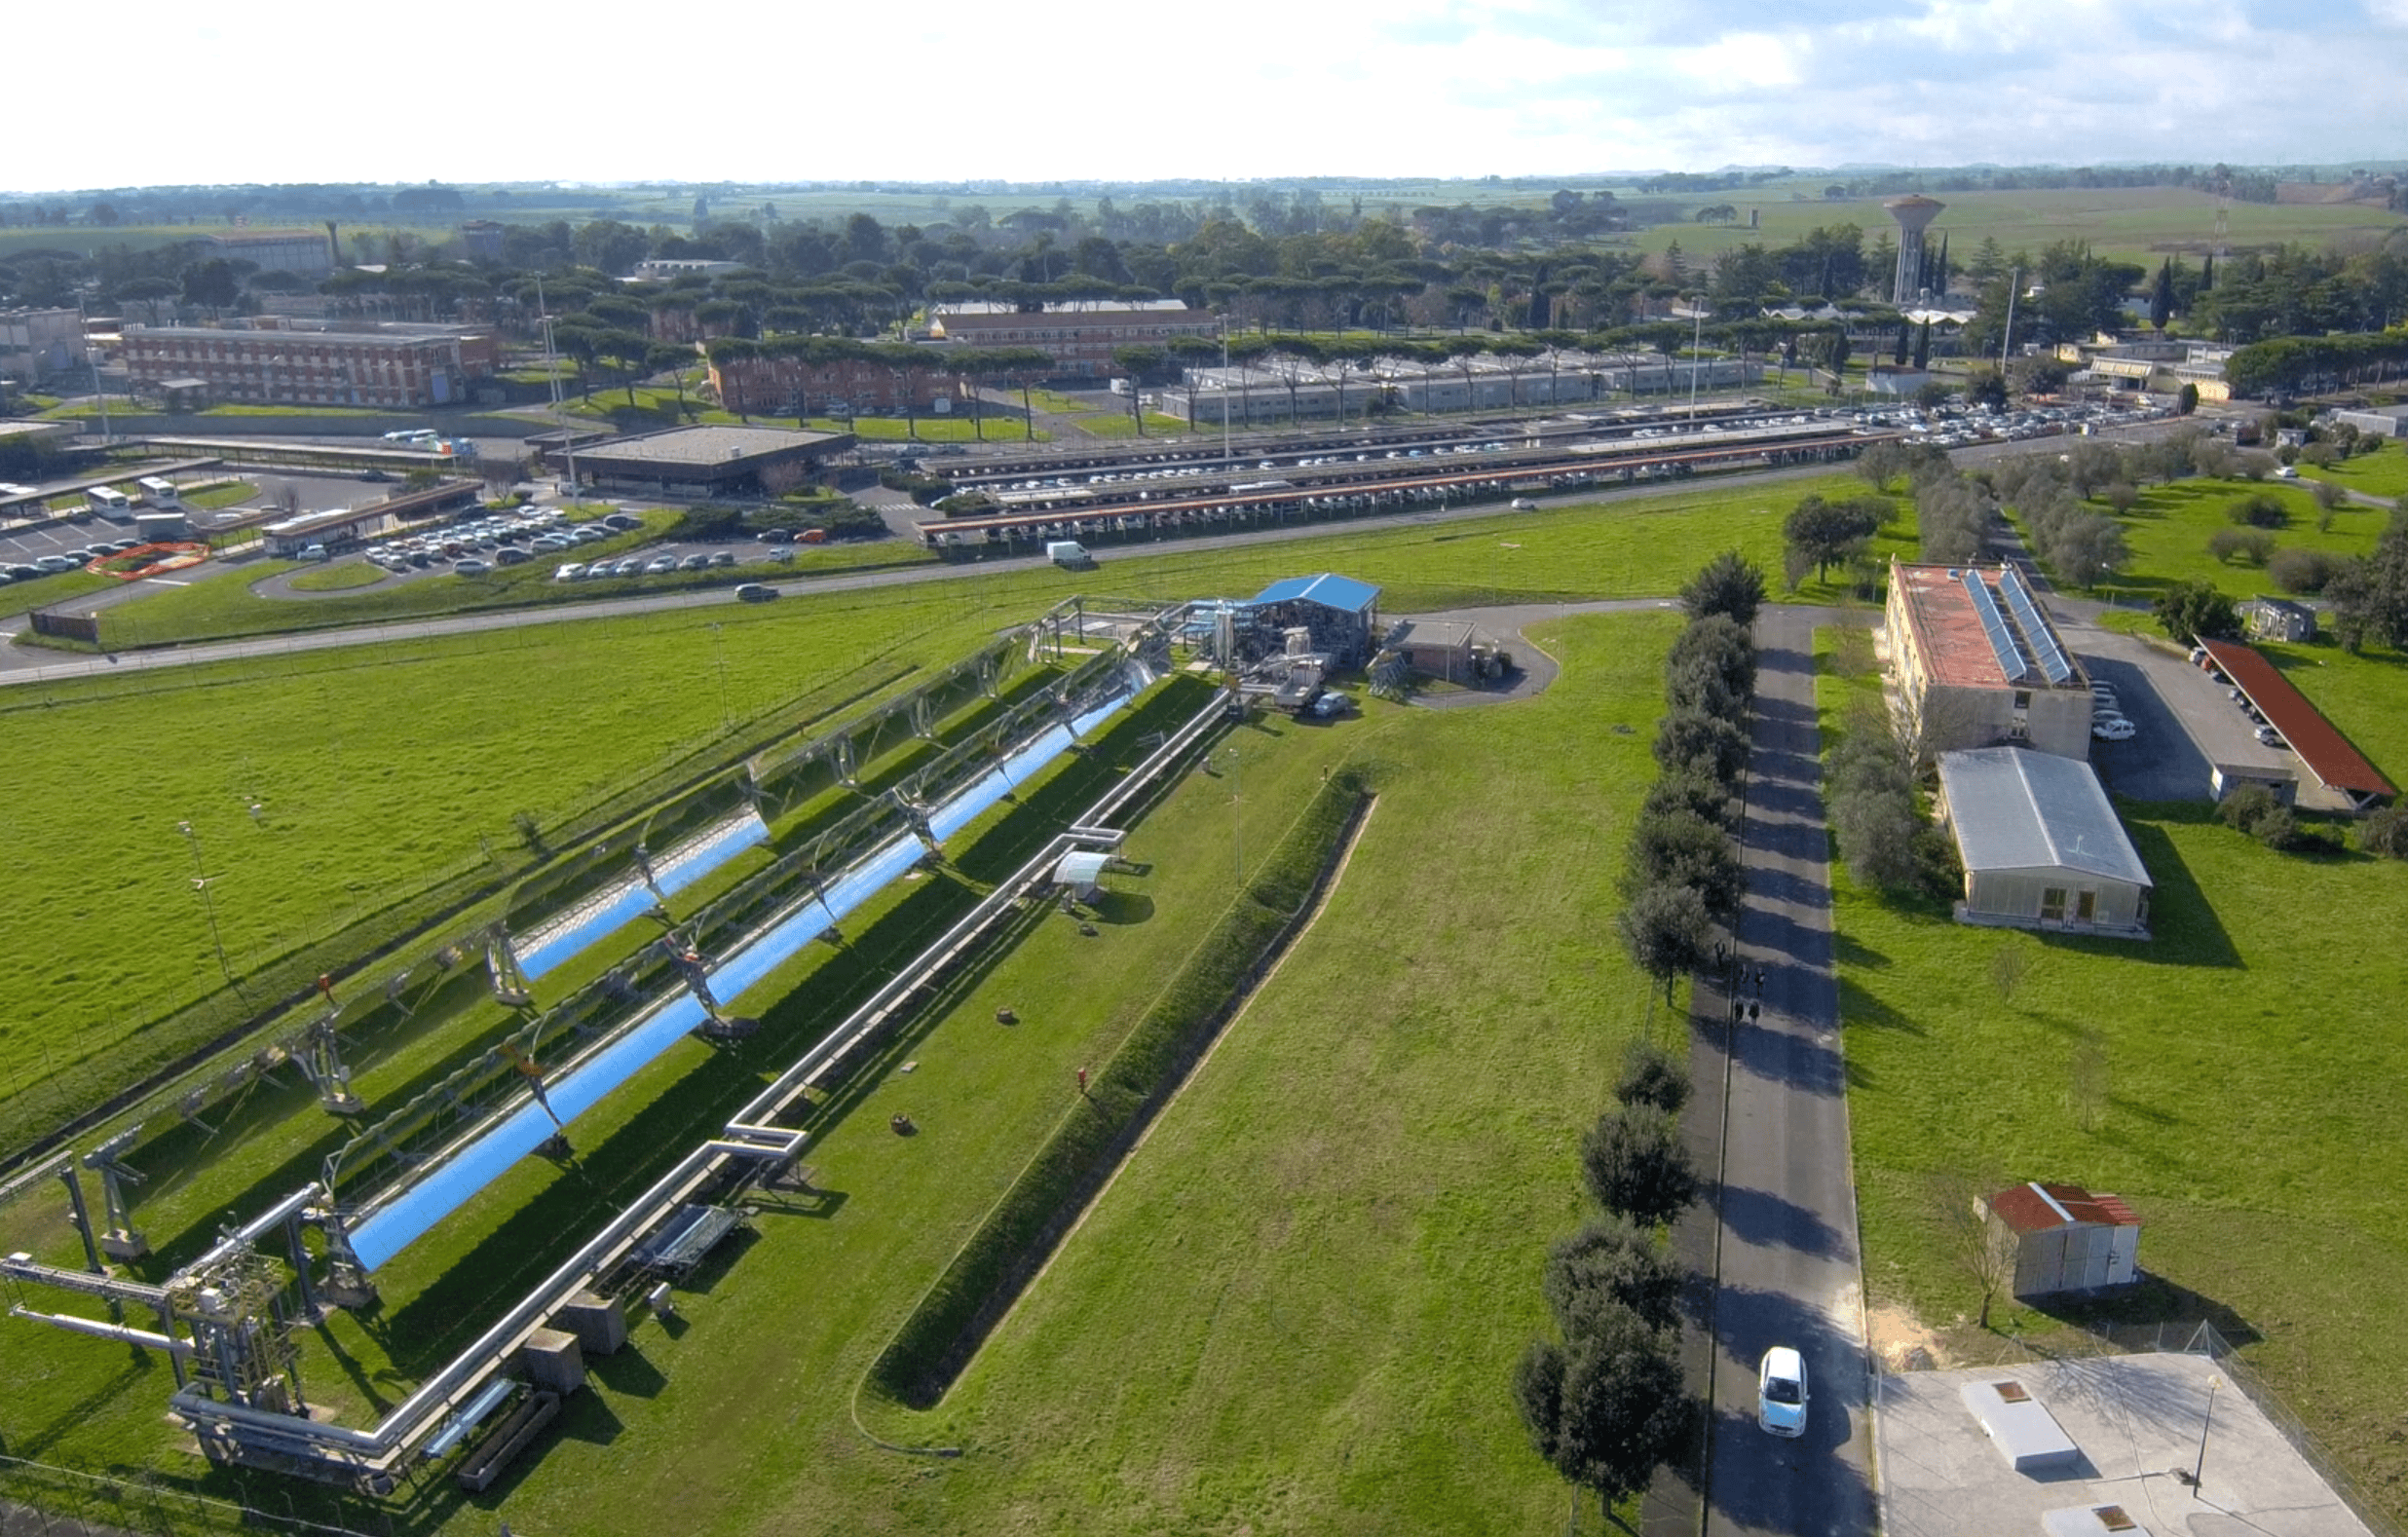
[2075,631,2302,803]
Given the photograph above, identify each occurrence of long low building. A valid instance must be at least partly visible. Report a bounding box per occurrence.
[1936,746,2152,938]
[543,425,855,497]
[2199,638,2395,811]
[121,321,498,408]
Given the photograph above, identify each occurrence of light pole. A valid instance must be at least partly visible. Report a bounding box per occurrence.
[1687,297,1705,418]
[2192,1374,2221,1493]
[176,820,245,1000]
[1225,741,1243,885]
[708,622,732,731]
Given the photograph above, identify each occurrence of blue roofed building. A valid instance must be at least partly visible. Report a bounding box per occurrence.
[1248,573,1380,663]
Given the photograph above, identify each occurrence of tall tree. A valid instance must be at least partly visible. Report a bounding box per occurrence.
[2150,259,2176,331]
[1679,551,1767,628]
[1513,1307,1691,1519]
[1579,1104,1701,1226]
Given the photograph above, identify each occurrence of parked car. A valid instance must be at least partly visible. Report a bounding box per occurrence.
[734,582,779,603]
[1758,1347,1808,1438]
[603,513,644,531]
[1509,497,1537,510]
[708,550,736,568]
[645,555,680,574]
[2255,725,2287,748]
[553,563,585,581]
[453,558,490,576]
[678,553,710,571]
[2093,718,2137,741]
[33,554,78,573]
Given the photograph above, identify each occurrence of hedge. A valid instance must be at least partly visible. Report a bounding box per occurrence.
[869,763,1373,1408]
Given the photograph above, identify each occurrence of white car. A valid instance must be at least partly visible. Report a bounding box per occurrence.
[1758,1347,1808,1438]
[1510,497,1538,510]
[2093,718,2137,741]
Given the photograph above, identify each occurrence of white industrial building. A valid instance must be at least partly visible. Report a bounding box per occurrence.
[1156,349,1758,428]
[1935,747,2152,938]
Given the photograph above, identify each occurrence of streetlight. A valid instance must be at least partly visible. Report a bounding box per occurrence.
[175,820,246,1002]
[2192,1375,2221,1493]
[1224,741,1244,885]
[708,622,732,731]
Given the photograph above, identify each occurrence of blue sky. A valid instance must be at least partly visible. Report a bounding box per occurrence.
[11,0,2406,192]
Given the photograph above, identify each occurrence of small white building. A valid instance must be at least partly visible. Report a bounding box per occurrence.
[1935,747,2152,937]
[1052,849,1111,901]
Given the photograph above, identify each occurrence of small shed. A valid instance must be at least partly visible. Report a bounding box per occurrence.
[1936,748,2153,938]
[2209,763,2296,806]
[1981,1181,2141,1297]
[1381,618,1498,685]
[1248,573,1380,665]
[1052,849,1111,901]
[2240,596,2316,643]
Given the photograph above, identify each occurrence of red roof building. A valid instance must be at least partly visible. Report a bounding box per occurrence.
[2199,638,2394,809]
[1982,1181,2142,1297]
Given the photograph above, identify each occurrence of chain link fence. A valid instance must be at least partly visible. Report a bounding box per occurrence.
[0,1455,388,1537]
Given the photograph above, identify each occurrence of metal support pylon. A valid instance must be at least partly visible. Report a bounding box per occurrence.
[83,1127,149,1261]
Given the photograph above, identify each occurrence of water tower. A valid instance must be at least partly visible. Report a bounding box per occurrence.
[1885,195,1945,304]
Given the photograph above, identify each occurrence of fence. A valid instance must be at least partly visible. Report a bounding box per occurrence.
[0,1455,386,1537]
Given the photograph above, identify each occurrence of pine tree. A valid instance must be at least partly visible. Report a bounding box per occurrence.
[2151,259,2175,330]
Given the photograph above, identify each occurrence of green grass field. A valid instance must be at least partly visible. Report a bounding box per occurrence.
[2301,441,2408,501]
[1640,185,2408,271]
[0,581,1026,1110]
[1818,632,2408,1521]
[2013,475,2387,605]
[807,414,1045,443]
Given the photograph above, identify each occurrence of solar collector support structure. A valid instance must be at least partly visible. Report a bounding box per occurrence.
[342,667,1149,1274]
[156,653,1226,1486]
[1961,568,2030,682]
[1999,567,2074,685]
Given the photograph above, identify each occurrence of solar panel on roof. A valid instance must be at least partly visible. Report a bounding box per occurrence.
[1999,567,2073,684]
[1961,569,2028,682]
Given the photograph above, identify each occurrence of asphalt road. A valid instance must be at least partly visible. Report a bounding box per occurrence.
[1699,604,1876,1537]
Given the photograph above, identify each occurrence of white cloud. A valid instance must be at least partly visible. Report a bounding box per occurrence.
[6,0,2407,191]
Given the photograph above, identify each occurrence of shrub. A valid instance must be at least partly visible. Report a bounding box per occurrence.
[2360,805,2408,859]
[2268,547,2343,594]
[1679,551,1767,628]
[2206,526,2276,566]
[1614,1039,1692,1116]
[1543,1218,1684,1334]
[1578,1104,1700,1227]
[2154,581,2242,643]
[2218,784,2280,835]
[2227,492,2289,529]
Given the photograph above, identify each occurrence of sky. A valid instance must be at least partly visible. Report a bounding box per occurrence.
[12,0,2408,193]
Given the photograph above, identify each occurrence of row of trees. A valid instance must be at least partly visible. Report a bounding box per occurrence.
[1512,1042,1701,1520]
[1618,556,1766,1004]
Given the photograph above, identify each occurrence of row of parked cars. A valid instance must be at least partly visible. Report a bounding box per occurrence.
[553,550,740,582]
[363,509,647,575]
[2184,646,2291,751]
[2,537,152,583]
[2090,680,2138,741]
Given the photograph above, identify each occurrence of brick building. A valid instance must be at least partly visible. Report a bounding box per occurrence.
[925,304,1220,378]
[121,320,498,408]
[707,348,947,418]
[205,231,335,278]
[1885,559,2095,761]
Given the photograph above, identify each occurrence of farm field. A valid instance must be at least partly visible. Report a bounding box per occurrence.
[1817,632,2408,1525]
[1,610,1676,1534]
[1639,185,2408,269]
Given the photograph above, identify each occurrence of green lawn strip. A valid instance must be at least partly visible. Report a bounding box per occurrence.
[867,761,1372,1409]
[284,560,388,592]
[2013,475,2383,605]
[2299,441,2408,501]
[1064,410,1195,439]
[1,567,120,612]
[179,480,258,511]
[805,414,1044,442]
[1821,630,2408,1522]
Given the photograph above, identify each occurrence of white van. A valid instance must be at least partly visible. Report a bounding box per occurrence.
[1045,540,1092,568]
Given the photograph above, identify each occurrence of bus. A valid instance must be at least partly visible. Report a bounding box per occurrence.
[135,476,180,507]
[86,485,134,519]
